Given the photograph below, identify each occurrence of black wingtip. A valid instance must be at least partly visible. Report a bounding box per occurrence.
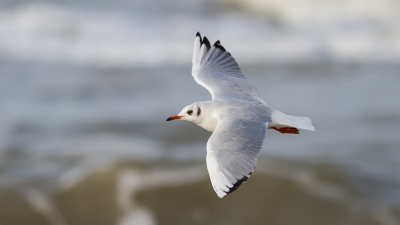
[213,40,226,52]
[225,172,252,195]
[197,33,230,55]
[203,36,211,49]
[196,32,203,45]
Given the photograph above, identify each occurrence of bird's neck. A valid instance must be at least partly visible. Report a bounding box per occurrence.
[194,101,218,132]
[197,115,218,132]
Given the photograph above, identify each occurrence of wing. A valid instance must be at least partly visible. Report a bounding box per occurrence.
[206,116,268,198]
[192,32,264,102]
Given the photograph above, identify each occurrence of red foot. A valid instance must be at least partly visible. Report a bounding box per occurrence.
[272,127,299,134]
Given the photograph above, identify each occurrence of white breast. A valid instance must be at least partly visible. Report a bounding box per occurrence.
[197,115,218,132]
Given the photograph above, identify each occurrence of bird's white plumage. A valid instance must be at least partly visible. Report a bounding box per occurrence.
[207,116,268,197]
[190,33,272,198]
[169,33,315,198]
[192,34,264,103]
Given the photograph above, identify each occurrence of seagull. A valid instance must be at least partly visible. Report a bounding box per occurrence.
[167,32,315,198]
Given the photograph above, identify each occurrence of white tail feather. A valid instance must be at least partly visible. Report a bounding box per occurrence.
[269,109,315,131]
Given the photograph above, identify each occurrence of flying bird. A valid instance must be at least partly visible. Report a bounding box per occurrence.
[167,32,315,198]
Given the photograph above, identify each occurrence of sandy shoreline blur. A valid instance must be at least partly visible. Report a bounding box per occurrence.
[1,157,399,225]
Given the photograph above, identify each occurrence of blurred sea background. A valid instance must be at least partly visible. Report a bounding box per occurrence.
[1,0,400,224]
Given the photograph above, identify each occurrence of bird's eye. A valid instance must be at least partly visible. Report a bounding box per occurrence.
[187,109,193,115]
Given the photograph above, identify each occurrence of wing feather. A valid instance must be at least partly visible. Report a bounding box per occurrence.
[206,117,268,198]
[191,32,264,102]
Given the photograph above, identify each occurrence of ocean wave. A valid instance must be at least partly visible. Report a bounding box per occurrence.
[0,2,400,68]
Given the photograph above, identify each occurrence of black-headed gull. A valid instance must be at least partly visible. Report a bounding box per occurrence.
[167,32,315,198]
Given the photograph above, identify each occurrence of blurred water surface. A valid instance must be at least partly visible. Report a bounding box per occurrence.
[1,0,400,224]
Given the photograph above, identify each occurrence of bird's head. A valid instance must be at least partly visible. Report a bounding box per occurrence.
[166,102,202,123]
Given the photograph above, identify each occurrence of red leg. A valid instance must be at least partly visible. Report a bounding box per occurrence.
[272,127,299,134]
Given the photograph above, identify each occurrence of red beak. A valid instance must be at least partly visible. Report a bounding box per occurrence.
[166,114,182,121]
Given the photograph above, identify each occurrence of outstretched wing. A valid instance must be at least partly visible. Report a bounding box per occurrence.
[206,116,268,198]
[192,32,264,102]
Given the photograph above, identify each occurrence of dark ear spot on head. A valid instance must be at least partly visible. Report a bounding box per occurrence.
[197,106,201,116]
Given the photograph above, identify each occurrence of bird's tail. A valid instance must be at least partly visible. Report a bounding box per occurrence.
[269,109,315,132]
